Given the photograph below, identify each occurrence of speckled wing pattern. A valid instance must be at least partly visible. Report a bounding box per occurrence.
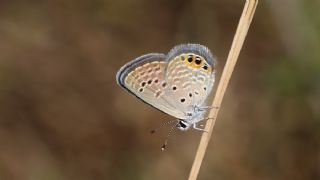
[116,44,215,120]
[116,53,187,119]
[165,44,215,115]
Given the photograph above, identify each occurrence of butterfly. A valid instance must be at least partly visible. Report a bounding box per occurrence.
[116,44,216,134]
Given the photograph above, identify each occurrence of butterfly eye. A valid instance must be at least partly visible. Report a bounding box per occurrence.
[179,121,187,128]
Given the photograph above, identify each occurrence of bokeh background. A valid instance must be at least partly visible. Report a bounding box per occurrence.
[0,0,319,179]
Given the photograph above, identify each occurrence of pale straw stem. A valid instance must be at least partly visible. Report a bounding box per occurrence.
[188,0,258,179]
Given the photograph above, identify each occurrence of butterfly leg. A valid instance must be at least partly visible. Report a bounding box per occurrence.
[192,123,208,133]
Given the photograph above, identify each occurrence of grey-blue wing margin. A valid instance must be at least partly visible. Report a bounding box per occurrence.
[116,53,166,89]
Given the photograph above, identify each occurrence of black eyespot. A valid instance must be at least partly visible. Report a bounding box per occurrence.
[139,88,143,92]
[195,57,201,65]
[204,87,207,91]
[195,91,199,95]
[172,86,177,91]
[188,55,193,63]
[162,82,167,87]
[154,79,159,83]
[147,80,152,84]
[189,93,192,97]
[141,82,146,87]
[203,65,208,70]
[180,98,185,103]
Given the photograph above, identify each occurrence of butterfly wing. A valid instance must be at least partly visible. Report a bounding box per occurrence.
[164,44,216,114]
[116,53,187,119]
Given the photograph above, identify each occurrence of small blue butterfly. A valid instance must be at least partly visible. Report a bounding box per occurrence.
[116,44,216,135]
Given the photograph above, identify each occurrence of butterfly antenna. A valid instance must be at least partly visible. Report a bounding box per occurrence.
[161,123,178,151]
[150,120,177,134]
[205,106,219,109]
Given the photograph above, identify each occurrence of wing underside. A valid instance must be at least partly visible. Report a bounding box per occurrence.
[116,54,186,119]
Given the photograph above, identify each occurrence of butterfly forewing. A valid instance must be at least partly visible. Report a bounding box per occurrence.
[116,54,187,119]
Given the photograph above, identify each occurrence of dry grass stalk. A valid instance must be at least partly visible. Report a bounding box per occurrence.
[188,0,258,179]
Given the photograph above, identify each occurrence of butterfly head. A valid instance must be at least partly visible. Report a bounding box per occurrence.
[176,120,191,131]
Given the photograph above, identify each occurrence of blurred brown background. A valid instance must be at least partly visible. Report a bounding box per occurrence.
[0,0,319,180]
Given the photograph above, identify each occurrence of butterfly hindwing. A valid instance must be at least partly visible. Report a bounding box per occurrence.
[164,44,216,115]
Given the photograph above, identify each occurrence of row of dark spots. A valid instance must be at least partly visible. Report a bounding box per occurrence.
[186,54,202,65]
[180,92,193,104]
[178,87,206,104]
[139,80,206,101]
[184,54,209,71]
[138,79,159,92]
[138,80,205,95]
[176,87,207,104]
[182,54,201,65]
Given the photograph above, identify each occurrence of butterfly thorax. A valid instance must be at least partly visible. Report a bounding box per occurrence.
[176,105,207,131]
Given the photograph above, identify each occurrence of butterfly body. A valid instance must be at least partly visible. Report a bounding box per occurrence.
[116,44,216,131]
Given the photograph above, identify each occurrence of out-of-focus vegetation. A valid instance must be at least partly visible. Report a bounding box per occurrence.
[0,0,319,180]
